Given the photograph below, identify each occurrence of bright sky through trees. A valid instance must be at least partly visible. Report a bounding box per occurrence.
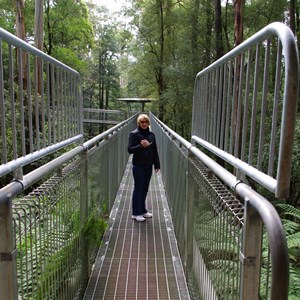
[91,0,126,12]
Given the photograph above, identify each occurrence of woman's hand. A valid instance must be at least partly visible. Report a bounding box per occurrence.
[141,139,151,147]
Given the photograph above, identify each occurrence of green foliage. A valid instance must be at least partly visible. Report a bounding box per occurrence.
[193,205,242,298]
[81,4,127,117]
[14,172,109,299]
[45,0,94,71]
[82,207,107,247]
[34,237,81,300]
[289,115,300,206]
[0,0,15,32]
[276,203,300,298]
[243,0,288,36]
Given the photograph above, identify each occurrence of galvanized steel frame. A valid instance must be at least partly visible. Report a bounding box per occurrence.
[0,27,83,178]
[151,113,289,299]
[0,116,136,299]
[82,108,128,125]
[192,22,299,198]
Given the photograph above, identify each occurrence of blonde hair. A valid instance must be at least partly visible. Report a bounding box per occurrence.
[137,114,150,126]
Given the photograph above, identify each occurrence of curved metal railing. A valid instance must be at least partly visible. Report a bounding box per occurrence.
[0,27,83,178]
[192,22,299,198]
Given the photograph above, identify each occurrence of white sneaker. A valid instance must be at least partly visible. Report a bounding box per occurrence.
[143,212,153,218]
[132,215,145,222]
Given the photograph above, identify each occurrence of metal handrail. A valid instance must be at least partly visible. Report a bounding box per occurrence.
[192,22,299,198]
[0,27,83,176]
[0,28,79,75]
[0,115,136,205]
[151,113,289,299]
[0,115,137,299]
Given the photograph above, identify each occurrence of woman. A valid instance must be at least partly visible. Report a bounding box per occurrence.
[127,114,160,222]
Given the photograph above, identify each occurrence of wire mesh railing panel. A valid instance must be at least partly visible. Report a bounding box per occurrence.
[151,113,288,299]
[152,115,244,299]
[189,159,244,299]
[85,143,111,267]
[162,139,188,256]
[13,163,84,300]
[9,117,136,299]
[150,116,186,261]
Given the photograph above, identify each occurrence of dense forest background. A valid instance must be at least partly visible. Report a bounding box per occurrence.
[3,0,297,203]
[0,1,300,297]
[1,0,299,136]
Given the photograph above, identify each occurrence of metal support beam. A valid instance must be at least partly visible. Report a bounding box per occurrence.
[239,198,262,298]
[0,200,17,300]
[80,152,89,282]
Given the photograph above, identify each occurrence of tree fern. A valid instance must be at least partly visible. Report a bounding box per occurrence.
[277,203,300,221]
[275,203,300,298]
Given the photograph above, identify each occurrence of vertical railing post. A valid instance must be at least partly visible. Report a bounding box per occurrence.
[80,151,89,281]
[108,139,114,211]
[239,198,262,298]
[185,155,195,272]
[0,199,18,300]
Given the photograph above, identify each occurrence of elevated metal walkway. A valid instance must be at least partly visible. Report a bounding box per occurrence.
[83,158,190,299]
[0,22,298,300]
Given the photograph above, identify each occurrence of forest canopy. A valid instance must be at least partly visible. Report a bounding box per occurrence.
[2,0,298,135]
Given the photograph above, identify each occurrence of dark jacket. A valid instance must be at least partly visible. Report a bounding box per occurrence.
[128,127,160,169]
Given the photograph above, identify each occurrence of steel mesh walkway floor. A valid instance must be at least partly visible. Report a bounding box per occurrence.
[83,159,190,300]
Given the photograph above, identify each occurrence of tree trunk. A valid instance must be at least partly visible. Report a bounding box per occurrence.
[34,0,44,94]
[215,0,224,59]
[289,0,295,34]
[190,0,200,75]
[34,0,44,51]
[234,0,243,47]
[45,0,53,55]
[204,0,213,67]
[233,0,243,160]
[14,0,26,41]
[158,0,165,120]
[99,52,104,110]
[14,0,27,88]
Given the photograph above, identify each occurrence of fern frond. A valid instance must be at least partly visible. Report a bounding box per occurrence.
[286,231,300,249]
[276,203,300,221]
[282,219,300,235]
[288,265,300,298]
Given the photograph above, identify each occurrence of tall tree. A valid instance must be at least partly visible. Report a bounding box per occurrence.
[289,0,295,33]
[13,0,28,88]
[44,0,94,70]
[190,0,200,72]
[234,0,243,47]
[289,0,299,55]
[129,0,178,120]
[34,0,44,51]
[83,2,124,110]
[34,0,44,94]
[214,0,224,59]
[97,27,119,110]
[14,0,26,40]
[156,0,167,120]
[204,0,214,66]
